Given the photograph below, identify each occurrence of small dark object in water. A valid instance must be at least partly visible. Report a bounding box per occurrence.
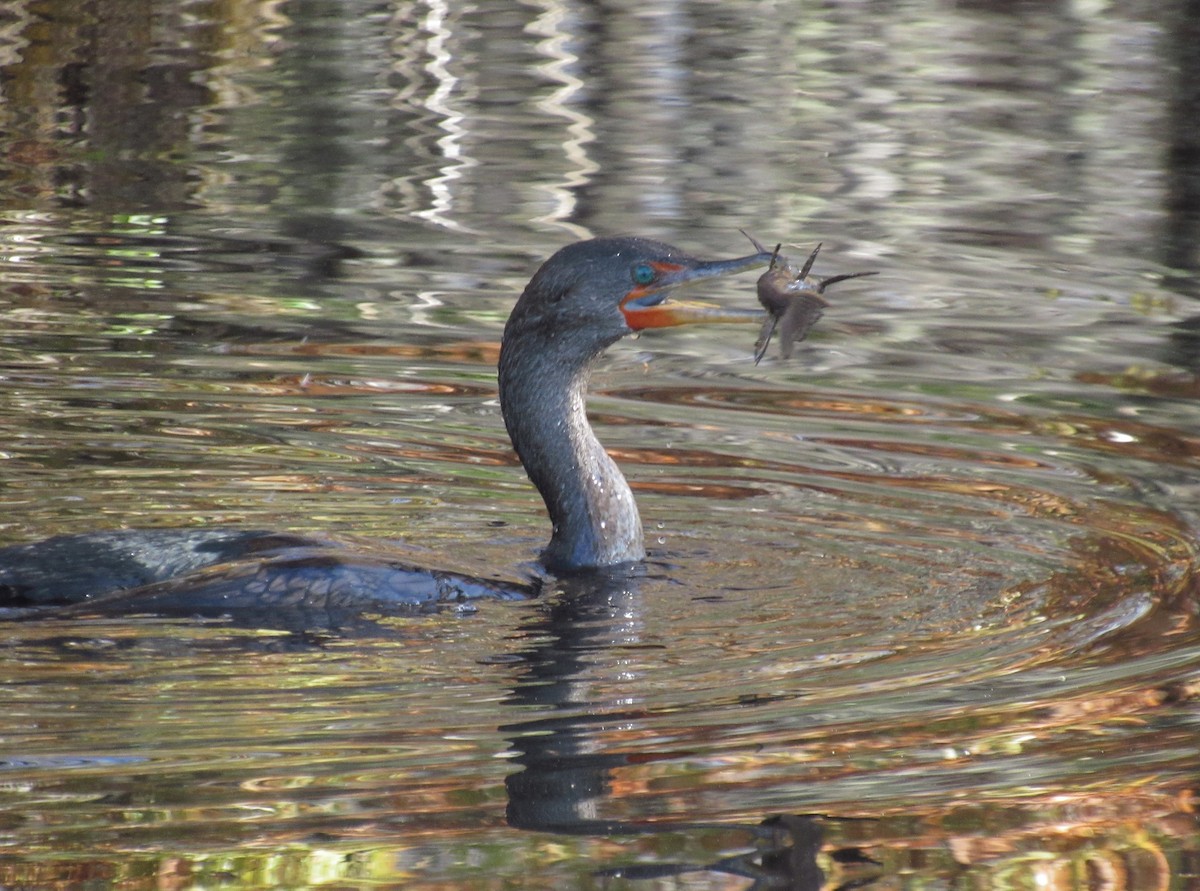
[742,233,878,364]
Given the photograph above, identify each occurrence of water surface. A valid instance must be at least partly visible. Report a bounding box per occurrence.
[1,1,1199,888]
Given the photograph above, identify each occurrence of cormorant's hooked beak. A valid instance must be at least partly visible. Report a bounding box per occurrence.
[619,250,773,331]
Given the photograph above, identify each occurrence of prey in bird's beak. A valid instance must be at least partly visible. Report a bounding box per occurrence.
[743,232,878,364]
[619,250,772,331]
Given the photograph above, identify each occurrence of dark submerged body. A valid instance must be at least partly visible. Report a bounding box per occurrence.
[0,529,533,621]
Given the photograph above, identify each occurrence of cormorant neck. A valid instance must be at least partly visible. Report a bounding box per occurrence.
[498,329,644,572]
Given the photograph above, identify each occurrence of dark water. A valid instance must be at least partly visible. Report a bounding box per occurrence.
[2,1,1199,888]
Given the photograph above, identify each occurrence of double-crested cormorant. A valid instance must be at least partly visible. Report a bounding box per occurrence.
[501,236,768,571]
[0,237,770,617]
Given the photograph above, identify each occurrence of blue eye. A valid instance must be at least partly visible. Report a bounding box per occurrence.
[632,263,656,285]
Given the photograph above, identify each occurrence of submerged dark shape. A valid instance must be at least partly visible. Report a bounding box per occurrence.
[0,236,771,621]
[0,529,533,624]
[742,232,878,364]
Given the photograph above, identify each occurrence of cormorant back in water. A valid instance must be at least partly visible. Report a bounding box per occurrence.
[0,237,770,619]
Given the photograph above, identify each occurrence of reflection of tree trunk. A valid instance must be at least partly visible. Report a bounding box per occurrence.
[2,0,213,212]
[1162,0,1200,288]
[1159,1,1200,368]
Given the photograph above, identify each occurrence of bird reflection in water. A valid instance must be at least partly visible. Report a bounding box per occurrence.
[598,815,881,889]
[502,569,882,888]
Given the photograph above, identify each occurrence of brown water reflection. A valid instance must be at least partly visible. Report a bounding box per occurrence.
[3,0,1200,887]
